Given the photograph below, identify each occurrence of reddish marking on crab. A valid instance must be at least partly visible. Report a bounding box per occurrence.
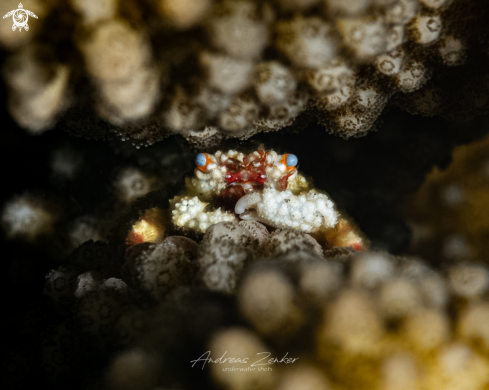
[225,171,267,184]
[224,157,242,173]
[216,150,272,210]
[217,185,247,211]
[277,171,294,191]
[224,172,241,184]
[223,150,268,185]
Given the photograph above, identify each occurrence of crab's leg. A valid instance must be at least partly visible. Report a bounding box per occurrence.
[312,217,368,252]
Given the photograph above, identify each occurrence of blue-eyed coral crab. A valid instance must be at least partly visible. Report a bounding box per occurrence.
[169,148,366,251]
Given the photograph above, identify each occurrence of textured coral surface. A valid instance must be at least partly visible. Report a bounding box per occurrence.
[1,0,488,146]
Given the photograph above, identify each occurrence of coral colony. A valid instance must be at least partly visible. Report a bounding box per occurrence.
[2,1,489,390]
[1,0,487,144]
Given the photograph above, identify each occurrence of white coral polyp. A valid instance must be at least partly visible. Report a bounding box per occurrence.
[115,168,153,203]
[337,17,387,61]
[5,45,70,133]
[100,66,160,124]
[254,61,297,105]
[277,17,338,69]
[308,62,354,93]
[385,0,418,25]
[158,0,211,30]
[200,51,254,96]
[396,61,428,93]
[386,24,405,51]
[439,37,465,66]
[206,0,269,59]
[164,88,201,133]
[376,48,405,76]
[317,85,354,110]
[82,21,150,82]
[420,0,450,9]
[326,0,371,16]
[172,196,237,233]
[70,0,117,25]
[412,15,442,45]
[2,195,55,241]
[219,97,259,132]
[238,188,338,232]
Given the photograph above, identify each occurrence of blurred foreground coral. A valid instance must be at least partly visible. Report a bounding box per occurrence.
[38,223,489,390]
[1,0,488,147]
[405,125,489,265]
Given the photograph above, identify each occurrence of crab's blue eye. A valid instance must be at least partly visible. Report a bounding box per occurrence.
[196,153,207,167]
[286,154,298,167]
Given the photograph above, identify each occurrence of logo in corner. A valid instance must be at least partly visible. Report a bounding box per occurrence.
[3,3,38,32]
